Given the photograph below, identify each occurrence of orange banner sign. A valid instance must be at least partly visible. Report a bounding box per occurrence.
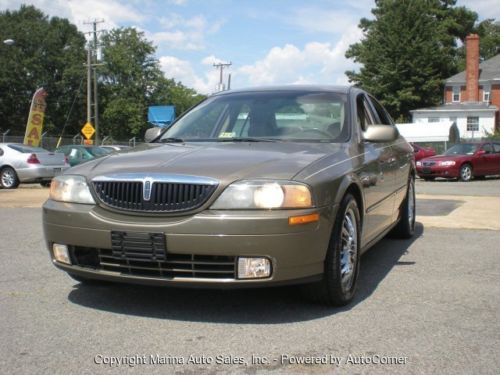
[23,88,48,147]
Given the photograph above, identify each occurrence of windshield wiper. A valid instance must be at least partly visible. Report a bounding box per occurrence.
[159,137,185,143]
[217,137,278,143]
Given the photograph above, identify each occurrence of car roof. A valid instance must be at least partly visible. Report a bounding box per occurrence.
[211,85,354,97]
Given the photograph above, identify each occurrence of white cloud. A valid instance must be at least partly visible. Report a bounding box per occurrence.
[167,0,187,5]
[159,55,223,94]
[458,0,500,20]
[236,25,363,87]
[0,0,144,31]
[150,14,223,51]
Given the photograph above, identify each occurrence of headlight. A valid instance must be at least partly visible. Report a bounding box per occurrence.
[416,161,422,167]
[49,175,95,204]
[211,180,313,209]
[438,161,456,167]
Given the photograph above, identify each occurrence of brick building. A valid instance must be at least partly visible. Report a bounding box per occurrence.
[411,34,499,139]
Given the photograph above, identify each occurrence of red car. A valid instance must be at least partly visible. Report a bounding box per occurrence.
[416,142,500,181]
[411,143,436,161]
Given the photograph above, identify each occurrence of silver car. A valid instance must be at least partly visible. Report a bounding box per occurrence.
[0,143,69,188]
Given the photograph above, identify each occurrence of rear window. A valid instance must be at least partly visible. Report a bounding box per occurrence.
[8,144,47,153]
[87,147,111,157]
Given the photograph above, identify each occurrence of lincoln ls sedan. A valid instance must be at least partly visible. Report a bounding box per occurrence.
[43,86,416,306]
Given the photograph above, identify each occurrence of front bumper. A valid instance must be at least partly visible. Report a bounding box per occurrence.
[43,200,336,287]
[17,165,69,182]
[416,165,459,178]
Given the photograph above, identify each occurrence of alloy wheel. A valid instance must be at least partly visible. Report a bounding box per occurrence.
[461,165,472,181]
[1,169,16,188]
[340,208,358,292]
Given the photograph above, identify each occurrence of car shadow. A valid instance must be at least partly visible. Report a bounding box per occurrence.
[67,223,424,324]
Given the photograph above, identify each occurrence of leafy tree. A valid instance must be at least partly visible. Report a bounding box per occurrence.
[345,0,477,121]
[476,19,500,61]
[0,5,86,137]
[99,27,205,139]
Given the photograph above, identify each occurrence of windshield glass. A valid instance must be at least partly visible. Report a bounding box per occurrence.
[160,91,349,142]
[8,144,47,153]
[444,143,477,156]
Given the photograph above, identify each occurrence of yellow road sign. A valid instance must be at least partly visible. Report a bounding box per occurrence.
[81,122,95,140]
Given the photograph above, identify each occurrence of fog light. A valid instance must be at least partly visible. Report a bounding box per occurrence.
[53,244,71,264]
[238,257,271,279]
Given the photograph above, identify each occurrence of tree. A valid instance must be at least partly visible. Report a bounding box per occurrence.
[476,19,500,61]
[99,28,205,139]
[0,5,86,137]
[345,0,477,121]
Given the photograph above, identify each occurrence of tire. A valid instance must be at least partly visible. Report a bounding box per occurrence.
[391,176,416,239]
[423,177,435,182]
[459,164,473,182]
[0,166,20,189]
[68,273,109,285]
[304,194,361,306]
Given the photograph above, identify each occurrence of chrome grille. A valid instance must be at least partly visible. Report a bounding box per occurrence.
[92,179,217,213]
[423,161,436,167]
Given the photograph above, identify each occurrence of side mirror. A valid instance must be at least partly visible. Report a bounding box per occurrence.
[144,127,163,143]
[363,125,399,143]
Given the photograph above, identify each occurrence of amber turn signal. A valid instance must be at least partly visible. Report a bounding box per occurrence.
[288,213,320,225]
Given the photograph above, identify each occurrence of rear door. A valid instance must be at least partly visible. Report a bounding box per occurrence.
[492,143,500,174]
[477,143,495,175]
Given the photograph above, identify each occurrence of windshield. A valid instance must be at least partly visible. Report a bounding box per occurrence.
[444,144,477,156]
[8,144,47,153]
[160,91,349,142]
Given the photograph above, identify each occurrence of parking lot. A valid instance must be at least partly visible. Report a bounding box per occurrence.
[1,179,499,374]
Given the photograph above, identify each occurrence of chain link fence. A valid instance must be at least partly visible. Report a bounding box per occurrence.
[1,135,143,151]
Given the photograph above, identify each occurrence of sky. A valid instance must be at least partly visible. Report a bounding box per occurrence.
[1,0,499,94]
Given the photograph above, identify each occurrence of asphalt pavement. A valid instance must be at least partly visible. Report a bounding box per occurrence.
[1,206,499,374]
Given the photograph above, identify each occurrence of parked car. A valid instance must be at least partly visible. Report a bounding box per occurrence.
[0,143,69,189]
[411,143,436,161]
[416,142,500,181]
[55,145,112,166]
[43,86,416,306]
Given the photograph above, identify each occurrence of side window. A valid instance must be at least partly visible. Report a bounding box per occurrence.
[482,143,493,154]
[356,94,375,131]
[368,96,393,125]
[493,143,500,153]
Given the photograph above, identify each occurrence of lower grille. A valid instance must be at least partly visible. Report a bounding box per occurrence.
[70,234,236,280]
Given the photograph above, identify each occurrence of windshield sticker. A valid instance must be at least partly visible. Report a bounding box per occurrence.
[219,132,236,138]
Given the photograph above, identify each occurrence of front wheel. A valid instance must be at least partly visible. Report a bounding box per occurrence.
[459,164,473,182]
[0,167,20,189]
[304,194,361,306]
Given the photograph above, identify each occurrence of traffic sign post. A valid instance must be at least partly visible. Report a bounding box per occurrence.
[81,122,95,140]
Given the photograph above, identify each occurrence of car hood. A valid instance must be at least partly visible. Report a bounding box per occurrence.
[421,154,467,162]
[67,142,343,184]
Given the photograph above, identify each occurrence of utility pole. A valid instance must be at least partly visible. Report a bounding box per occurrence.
[213,62,232,92]
[86,44,92,125]
[84,19,104,144]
